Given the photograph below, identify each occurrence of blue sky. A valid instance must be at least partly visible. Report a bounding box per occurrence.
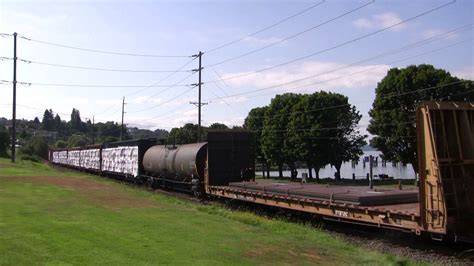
[0,0,472,134]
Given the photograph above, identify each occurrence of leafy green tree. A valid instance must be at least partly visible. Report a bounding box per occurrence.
[100,136,118,144]
[244,106,269,178]
[368,64,473,173]
[167,123,203,144]
[208,123,229,130]
[19,136,49,161]
[67,135,89,148]
[54,140,67,148]
[319,93,366,180]
[287,94,324,181]
[0,125,10,158]
[262,93,302,179]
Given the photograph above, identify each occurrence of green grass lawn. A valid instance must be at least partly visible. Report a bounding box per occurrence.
[0,158,419,265]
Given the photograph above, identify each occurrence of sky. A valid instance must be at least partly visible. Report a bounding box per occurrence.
[0,0,473,134]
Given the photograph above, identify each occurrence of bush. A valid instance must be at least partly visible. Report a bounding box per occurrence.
[55,139,67,148]
[19,153,41,162]
[19,136,49,161]
[67,135,89,148]
[0,125,10,158]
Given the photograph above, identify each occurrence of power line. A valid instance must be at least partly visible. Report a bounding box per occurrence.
[18,58,193,73]
[205,0,374,68]
[239,37,473,102]
[204,24,471,102]
[2,103,92,120]
[127,72,197,114]
[246,80,472,122]
[204,0,456,84]
[18,34,191,58]
[130,85,196,114]
[94,57,197,119]
[204,0,326,54]
[14,81,193,88]
[124,57,197,97]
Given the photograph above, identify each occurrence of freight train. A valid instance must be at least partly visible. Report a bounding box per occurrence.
[50,102,474,243]
[50,131,256,195]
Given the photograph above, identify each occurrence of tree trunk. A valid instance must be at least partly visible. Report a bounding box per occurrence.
[307,163,313,180]
[278,164,283,178]
[266,163,270,179]
[261,163,265,179]
[315,168,320,182]
[334,162,342,181]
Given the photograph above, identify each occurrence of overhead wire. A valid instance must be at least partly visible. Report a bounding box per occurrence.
[15,81,193,88]
[243,37,474,101]
[205,0,374,68]
[17,58,193,73]
[17,34,191,58]
[246,80,472,122]
[204,0,326,54]
[203,0,457,84]
[204,24,472,102]
[93,57,197,119]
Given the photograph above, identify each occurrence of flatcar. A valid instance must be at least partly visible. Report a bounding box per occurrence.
[50,102,474,243]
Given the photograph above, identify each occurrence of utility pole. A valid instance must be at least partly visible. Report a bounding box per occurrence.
[190,51,207,142]
[11,32,17,163]
[92,116,95,144]
[121,96,126,141]
[369,155,373,189]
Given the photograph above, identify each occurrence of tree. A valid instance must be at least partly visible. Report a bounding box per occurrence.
[54,114,62,132]
[69,108,84,132]
[287,94,325,181]
[244,106,269,178]
[167,123,203,144]
[67,135,89,148]
[0,125,10,158]
[208,123,229,130]
[368,64,473,173]
[318,93,366,180]
[261,93,302,179]
[19,136,49,161]
[54,140,67,148]
[41,109,54,130]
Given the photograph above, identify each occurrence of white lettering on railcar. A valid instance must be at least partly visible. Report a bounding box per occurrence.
[233,194,255,202]
[335,210,349,217]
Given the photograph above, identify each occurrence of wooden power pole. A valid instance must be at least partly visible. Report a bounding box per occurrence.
[190,51,207,142]
[120,96,126,141]
[11,32,17,163]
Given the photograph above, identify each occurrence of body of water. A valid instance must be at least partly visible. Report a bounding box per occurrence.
[268,151,416,180]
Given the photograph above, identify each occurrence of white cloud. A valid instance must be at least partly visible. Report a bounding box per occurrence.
[421,29,458,40]
[220,61,391,94]
[353,12,405,31]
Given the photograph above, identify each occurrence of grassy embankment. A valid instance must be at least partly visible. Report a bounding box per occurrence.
[0,158,420,265]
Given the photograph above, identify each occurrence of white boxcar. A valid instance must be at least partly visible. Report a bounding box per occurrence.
[52,150,68,165]
[101,146,139,177]
[67,150,81,167]
[80,148,101,171]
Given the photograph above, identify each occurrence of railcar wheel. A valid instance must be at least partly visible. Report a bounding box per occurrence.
[147,177,155,189]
